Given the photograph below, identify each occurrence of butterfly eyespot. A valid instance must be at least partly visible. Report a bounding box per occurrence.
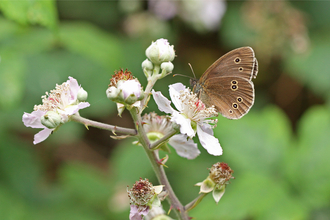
[231,85,238,91]
[239,67,243,72]
[231,80,237,85]
[234,57,241,64]
[232,103,238,109]
[229,109,233,114]
[237,97,242,103]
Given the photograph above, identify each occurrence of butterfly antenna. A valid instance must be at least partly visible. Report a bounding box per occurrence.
[172,73,192,78]
[188,63,196,78]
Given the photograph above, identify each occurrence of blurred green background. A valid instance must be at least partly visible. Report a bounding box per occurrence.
[1,0,330,219]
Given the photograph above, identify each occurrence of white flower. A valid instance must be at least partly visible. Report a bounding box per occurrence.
[22,77,90,144]
[152,83,222,156]
[142,112,200,159]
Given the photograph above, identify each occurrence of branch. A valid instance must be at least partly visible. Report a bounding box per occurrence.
[71,114,137,135]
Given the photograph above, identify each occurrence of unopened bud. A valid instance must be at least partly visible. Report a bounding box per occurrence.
[146,39,175,65]
[41,111,61,129]
[77,88,88,101]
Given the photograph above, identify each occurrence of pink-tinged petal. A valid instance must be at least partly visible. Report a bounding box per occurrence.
[33,128,53,145]
[22,110,47,129]
[64,102,90,115]
[169,83,185,111]
[152,90,174,114]
[169,134,200,159]
[129,205,149,220]
[171,111,195,137]
[197,125,222,156]
[68,77,80,103]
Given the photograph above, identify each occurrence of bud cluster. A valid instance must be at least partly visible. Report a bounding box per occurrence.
[143,38,175,79]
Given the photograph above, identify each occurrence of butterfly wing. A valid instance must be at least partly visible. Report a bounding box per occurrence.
[200,76,254,119]
[199,47,258,82]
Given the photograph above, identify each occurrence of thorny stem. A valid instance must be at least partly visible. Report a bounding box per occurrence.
[129,107,190,220]
[71,115,137,135]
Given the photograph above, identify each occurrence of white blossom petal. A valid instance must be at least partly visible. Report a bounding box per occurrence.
[33,128,53,145]
[169,83,185,111]
[68,76,80,104]
[152,90,174,114]
[171,111,195,137]
[199,122,214,135]
[22,110,47,129]
[169,134,200,159]
[197,125,222,156]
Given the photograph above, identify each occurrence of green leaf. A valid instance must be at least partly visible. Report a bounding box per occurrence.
[0,0,58,30]
[284,33,330,101]
[59,22,124,71]
[286,106,330,209]
[0,53,25,110]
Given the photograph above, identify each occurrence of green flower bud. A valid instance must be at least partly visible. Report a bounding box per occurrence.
[41,111,61,129]
[142,59,153,70]
[160,61,174,73]
[106,86,120,101]
[77,88,88,101]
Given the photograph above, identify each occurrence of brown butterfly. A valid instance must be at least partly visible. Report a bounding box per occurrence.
[190,47,258,119]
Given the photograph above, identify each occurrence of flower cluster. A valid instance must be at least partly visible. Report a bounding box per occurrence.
[106,69,144,115]
[142,38,175,79]
[22,77,90,144]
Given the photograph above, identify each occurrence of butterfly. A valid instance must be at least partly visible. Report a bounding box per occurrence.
[190,47,258,119]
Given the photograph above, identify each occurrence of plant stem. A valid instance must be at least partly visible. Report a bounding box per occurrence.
[185,193,208,212]
[141,65,160,111]
[71,115,137,135]
[149,129,178,150]
[129,108,190,220]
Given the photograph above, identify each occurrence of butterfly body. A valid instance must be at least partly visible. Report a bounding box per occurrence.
[191,47,258,119]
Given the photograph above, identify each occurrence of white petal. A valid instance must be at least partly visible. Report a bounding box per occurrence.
[22,110,47,129]
[64,102,90,116]
[152,90,174,114]
[171,111,195,137]
[197,125,222,156]
[33,128,53,145]
[199,122,214,135]
[169,83,186,111]
[68,76,80,103]
[169,134,200,159]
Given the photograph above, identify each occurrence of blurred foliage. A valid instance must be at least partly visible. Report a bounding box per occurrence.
[1,0,330,219]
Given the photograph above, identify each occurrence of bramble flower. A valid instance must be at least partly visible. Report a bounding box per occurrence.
[106,69,144,115]
[152,83,222,156]
[22,77,90,144]
[195,162,234,203]
[142,112,200,159]
[127,178,164,220]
